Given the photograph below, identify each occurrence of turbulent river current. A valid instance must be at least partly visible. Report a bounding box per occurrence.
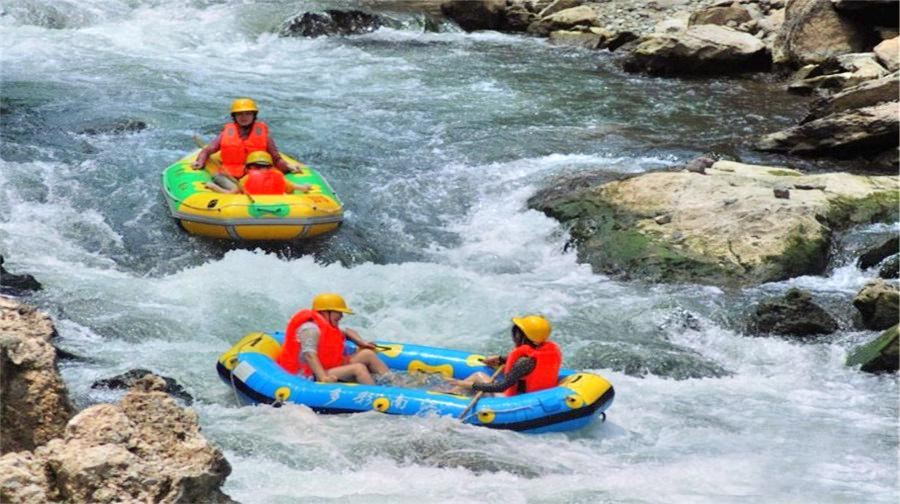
[1,1,897,502]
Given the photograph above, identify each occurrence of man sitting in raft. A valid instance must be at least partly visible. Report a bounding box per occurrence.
[276,293,392,385]
[449,315,562,396]
[208,151,311,195]
[192,98,302,193]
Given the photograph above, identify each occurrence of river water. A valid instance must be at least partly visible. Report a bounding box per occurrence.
[1,1,897,503]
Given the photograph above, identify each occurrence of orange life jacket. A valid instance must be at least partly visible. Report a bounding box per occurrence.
[276,309,346,376]
[503,341,562,396]
[220,121,269,178]
[241,169,287,195]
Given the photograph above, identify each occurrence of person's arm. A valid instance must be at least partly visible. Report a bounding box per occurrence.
[344,328,376,350]
[471,357,535,393]
[193,133,222,168]
[303,353,335,383]
[267,137,295,172]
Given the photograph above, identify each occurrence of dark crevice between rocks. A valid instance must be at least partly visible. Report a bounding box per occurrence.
[91,369,193,405]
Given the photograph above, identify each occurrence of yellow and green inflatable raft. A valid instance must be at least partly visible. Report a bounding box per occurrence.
[162,150,343,240]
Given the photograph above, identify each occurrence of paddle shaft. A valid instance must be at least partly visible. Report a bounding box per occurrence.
[458,367,504,420]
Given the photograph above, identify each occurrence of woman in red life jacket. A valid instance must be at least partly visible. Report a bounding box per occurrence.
[192,98,303,193]
[276,293,391,385]
[448,315,562,396]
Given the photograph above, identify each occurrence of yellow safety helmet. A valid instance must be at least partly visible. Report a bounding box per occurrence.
[312,293,354,314]
[511,315,551,344]
[245,151,273,166]
[230,98,259,114]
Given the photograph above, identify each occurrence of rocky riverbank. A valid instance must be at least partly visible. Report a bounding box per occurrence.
[0,297,235,503]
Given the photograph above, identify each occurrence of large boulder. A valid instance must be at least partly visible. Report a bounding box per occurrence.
[853,279,899,330]
[802,71,899,122]
[787,53,890,94]
[747,288,839,337]
[280,10,383,37]
[622,25,770,76]
[0,256,42,296]
[880,255,899,279]
[440,0,507,32]
[0,376,235,503]
[526,5,599,36]
[0,297,72,454]
[529,161,898,286]
[538,0,584,18]
[773,0,868,67]
[688,5,754,27]
[873,37,899,72]
[756,100,899,158]
[846,324,898,373]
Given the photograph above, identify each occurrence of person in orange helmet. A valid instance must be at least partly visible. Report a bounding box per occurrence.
[277,293,391,385]
[449,315,562,396]
[193,98,303,193]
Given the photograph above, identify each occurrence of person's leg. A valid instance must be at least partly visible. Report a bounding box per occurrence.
[447,371,491,395]
[326,363,374,385]
[205,174,239,194]
[349,349,389,375]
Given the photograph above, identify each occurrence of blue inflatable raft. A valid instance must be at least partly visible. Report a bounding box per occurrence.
[216,331,614,433]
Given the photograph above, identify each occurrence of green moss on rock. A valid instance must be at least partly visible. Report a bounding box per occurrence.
[846,324,899,373]
[826,191,900,230]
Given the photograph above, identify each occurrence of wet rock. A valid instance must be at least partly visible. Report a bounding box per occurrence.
[0,297,73,454]
[0,376,235,503]
[0,256,42,296]
[526,5,599,36]
[756,101,899,159]
[91,368,193,405]
[846,324,898,373]
[879,255,899,279]
[874,36,899,72]
[77,118,147,135]
[549,29,604,49]
[504,2,538,32]
[802,71,899,123]
[773,0,868,67]
[280,10,383,37]
[440,0,507,32]
[688,5,753,27]
[747,288,839,337]
[857,236,899,270]
[622,25,770,76]
[529,161,898,287]
[853,279,900,330]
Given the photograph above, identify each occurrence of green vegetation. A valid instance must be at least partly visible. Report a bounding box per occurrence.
[846,325,899,373]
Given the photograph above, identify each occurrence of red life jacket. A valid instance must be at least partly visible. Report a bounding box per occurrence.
[241,169,287,195]
[503,341,562,396]
[219,121,269,178]
[276,309,346,376]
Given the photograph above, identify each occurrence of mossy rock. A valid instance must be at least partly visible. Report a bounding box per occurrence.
[826,191,900,230]
[846,324,899,373]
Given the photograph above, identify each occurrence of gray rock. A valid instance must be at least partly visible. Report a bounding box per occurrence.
[803,72,899,123]
[689,5,753,27]
[623,25,770,76]
[747,288,839,337]
[879,255,899,279]
[280,10,383,37]
[773,187,791,199]
[874,37,899,72]
[846,324,898,373]
[0,256,42,296]
[853,279,900,330]
[440,0,507,32]
[857,236,899,270]
[756,101,899,158]
[91,368,193,405]
[773,0,867,67]
[77,118,146,136]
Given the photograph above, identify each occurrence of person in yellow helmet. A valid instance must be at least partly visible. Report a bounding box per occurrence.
[207,151,312,195]
[193,98,303,193]
[277,293,391,385]
[448,315,562,396]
